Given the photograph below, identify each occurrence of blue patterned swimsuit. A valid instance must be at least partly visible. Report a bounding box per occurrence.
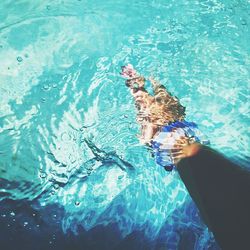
[151,120,210,171]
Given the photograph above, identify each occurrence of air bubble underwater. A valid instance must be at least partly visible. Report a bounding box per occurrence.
[17,56,23,62]
[42,83,51,91]
[75,201,80,206]
[0,1,248,249]
[39,172,47,179]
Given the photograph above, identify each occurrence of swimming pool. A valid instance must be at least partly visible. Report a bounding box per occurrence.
[0,0,249,249]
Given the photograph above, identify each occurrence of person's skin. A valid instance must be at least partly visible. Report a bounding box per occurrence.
[171,137,202,164]
[125,76,185,145]
[125,74,196,165]
[126,77,155,144]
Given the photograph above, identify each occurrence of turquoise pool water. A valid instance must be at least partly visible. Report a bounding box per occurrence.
[0,0,249,249]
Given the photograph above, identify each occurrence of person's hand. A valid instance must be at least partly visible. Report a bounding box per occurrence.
[120,64,139,79]
[171,137,201,165]
[149,76,159,88]
[136,134,151,145]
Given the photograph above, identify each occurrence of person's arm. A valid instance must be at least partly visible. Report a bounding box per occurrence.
[148,76,164,89]
[121,65,147,96]
[137,123,159,144]
[176,144,250,250]
[149,77,171,97]
[124,75,156,143]
[148,77,179,105]
[126,77,147,97]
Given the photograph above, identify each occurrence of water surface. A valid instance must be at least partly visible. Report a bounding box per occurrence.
[0,0,249,249]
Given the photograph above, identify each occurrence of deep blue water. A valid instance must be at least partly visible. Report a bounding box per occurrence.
[0,0,249,249]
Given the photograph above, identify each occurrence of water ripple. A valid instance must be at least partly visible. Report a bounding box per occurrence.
[0,0,249,248]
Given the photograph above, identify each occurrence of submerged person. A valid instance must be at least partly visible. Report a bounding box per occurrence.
[121,64,209,171]
[121,65,250,249]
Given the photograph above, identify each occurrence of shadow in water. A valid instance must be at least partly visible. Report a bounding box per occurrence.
[0,197,220,250]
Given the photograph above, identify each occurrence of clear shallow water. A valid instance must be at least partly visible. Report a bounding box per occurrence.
[0,0,249,249]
